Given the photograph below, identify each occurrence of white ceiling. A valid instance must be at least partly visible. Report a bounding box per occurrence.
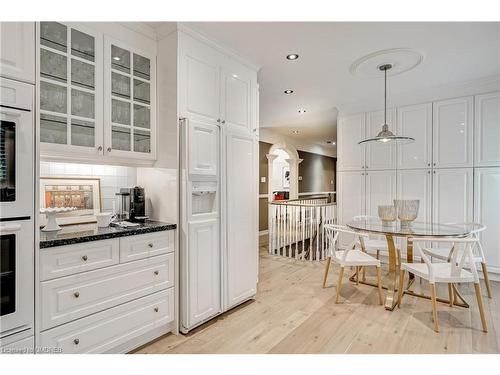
[184,22,500,151]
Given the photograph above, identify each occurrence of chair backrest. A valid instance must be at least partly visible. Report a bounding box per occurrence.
[410,237,480,283]
[441,222,486,259]
[324,224,363,262]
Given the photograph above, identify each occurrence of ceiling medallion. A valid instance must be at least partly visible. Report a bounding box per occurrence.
[349,48,424,78]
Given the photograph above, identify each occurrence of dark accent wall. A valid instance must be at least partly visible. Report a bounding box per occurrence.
[258,141,337,232]
[298,150,337,194]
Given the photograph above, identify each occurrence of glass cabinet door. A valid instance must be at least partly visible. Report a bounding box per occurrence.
[107,39,154,157]
[39,22,101,152]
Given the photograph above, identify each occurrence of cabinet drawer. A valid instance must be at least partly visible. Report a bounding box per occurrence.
[40,239,120,281]
[40,253,174,330]
[120,230,174,263]
[40,288,174,354]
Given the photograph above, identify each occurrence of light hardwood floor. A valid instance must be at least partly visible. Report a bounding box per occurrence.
[134,237,500,354]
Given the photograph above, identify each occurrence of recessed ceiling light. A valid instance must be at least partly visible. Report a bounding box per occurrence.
[284,89,294,94]
[286,54,299,61]
[292,130,299,134]
[298,109,306,114]
[113,56,121,61]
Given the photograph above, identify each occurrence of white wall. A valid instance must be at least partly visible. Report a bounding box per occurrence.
[40,161,137,213]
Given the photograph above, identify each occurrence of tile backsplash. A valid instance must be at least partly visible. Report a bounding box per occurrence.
[40,162,137,213]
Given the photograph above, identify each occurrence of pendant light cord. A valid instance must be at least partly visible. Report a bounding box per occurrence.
[384,67,387,126]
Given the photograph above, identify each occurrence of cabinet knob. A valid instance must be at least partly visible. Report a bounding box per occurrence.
[427,171,430,174]
[73,339,80,345]
[365,166,368,169]
[433,163,436,166]
[82,255,88,261]
[74,292,80,298]
[221,120,226,124]
[154,307,159,313]
[154,271,159,275]
[97,146,103,151]
[148,243,154,248]
[217,119,221,123]
[107,147,112,152]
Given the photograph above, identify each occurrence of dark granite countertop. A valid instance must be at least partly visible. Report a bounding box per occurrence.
[40,220,176,249]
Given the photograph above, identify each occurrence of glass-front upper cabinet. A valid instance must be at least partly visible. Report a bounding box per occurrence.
[38,22,103,156]
[104,37,156,160]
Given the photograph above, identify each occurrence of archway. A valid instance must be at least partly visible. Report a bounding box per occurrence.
[266,142,302,201]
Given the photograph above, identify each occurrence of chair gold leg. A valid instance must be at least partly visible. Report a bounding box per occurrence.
[474,283,488,333]
[448,284,454,307]
[362,266,366,282]
[355,266,359,285]
[376,250,380,260]
[377,266,383,305]
[397,269,405,308]
[481,262,493,299]
[430,284,439,332]
[336,267,344,303]
[322,256,331,288]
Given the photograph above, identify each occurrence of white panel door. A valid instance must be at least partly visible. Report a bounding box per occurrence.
[337,113,365,171]
[432,96,473,168]
[225,130,258,309]
[187,118,219,176]
[474,167,500,271]
[474,92,500,167]
[0,22,35,83]
[220,64,253,134]
[179,32,223,123]
[397,169,432,223]
[365,109,396,170]
[432,168,473,225]
[397,103,432,169]
[187,219,221,328]
[365,170,397,217]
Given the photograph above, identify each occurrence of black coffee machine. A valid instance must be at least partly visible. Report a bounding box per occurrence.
[119,186,148,223]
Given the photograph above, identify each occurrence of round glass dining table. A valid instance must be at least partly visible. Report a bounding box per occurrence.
[346,219,475,310]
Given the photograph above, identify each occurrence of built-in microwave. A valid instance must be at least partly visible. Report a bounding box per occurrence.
[0,78,34,219]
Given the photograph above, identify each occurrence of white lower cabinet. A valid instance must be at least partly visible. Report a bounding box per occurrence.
[38,230,177,353]
[474,167,500,272]
[397,169,432,223]
[186,220,221,328]
[41,252,174,330]
[0,335,34,354]
[40,288,174,354]
[432,168,473,224]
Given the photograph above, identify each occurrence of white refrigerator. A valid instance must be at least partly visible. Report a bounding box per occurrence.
[179,116,258,333]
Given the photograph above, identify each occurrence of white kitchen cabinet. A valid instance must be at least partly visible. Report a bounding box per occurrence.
[474,167,500,271]
[104,36,156,160]
[432,168,473,225]
[38,22,104,157]
[178,32,223,124]
[40,288,174,354]
[0,22,35,84]
[365,109,396,170]
[225,130,258,309]
[474,92,500,167]
[40,253,174,330]
[220,64,253,133]
[397,169,432,223]
[337,113,365,171]
[119,230,175,263]
[432,96,473,168]
[365,170,397,217]
[337,171,365,247]
[187,117,219,177]
[186,219,221,329]
[397,103,432,169]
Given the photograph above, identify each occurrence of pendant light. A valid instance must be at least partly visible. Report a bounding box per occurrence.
[358,64,415,145]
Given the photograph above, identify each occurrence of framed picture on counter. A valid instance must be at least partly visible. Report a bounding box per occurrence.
[39,177,102,226]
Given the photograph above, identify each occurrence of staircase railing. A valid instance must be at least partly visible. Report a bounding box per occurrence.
[268,197,337,261]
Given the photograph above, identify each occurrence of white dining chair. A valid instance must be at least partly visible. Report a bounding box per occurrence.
[397,237,488,333]
[353,215,394,261]
[421,223,492,299]
[323,224,383,305]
